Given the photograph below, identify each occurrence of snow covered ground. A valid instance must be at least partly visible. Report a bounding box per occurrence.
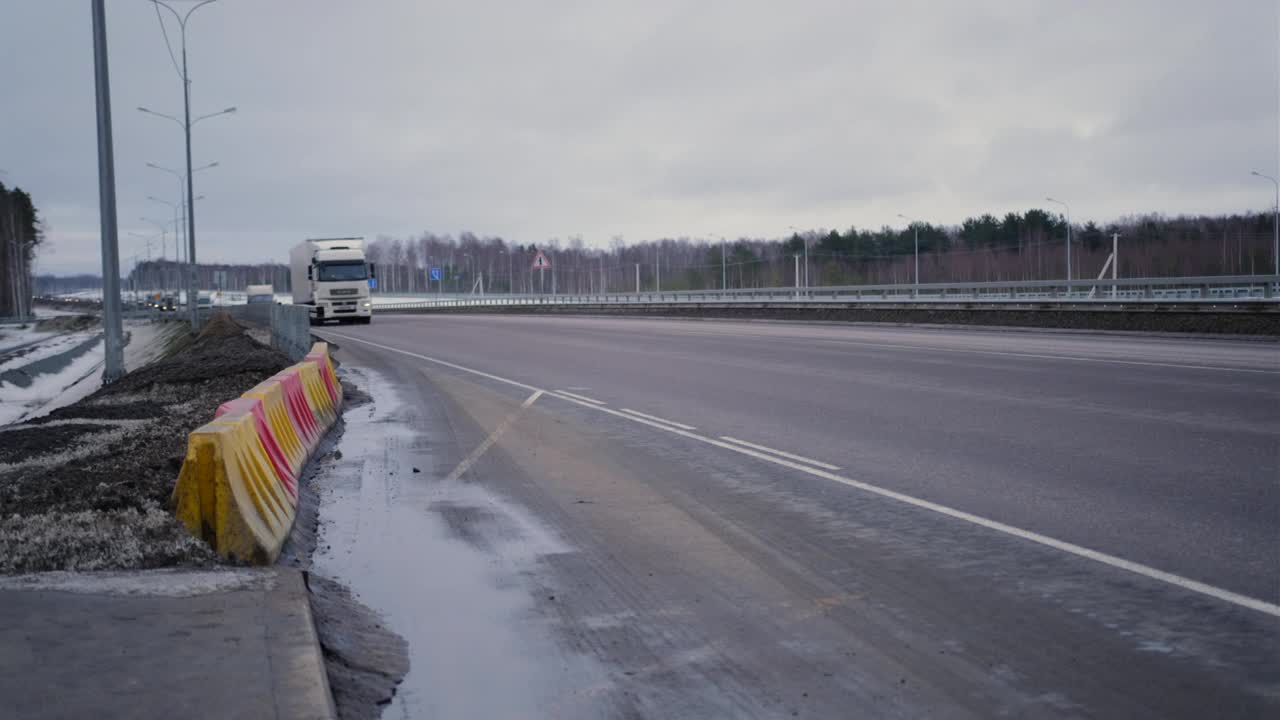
[0,331,100,374]
[0,324,58,356]
[0,320,185,427]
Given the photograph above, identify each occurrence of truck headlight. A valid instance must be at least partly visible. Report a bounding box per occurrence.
[362,301,371,308]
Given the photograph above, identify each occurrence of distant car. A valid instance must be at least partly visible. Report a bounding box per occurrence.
[160,296,177,312]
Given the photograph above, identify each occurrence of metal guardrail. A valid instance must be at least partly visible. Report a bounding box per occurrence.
[373,275,1280,311]
[207,304,314,360]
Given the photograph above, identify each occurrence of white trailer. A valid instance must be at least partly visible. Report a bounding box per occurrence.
[288,238,373,324]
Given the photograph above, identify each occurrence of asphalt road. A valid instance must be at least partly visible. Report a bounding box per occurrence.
[315,315,1280,719]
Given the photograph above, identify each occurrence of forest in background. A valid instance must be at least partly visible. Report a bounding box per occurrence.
[32,207,1279,295]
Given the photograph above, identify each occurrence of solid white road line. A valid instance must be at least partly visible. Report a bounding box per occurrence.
[554,390,606,405]
[719,436,841,470]
[818,338,1280,375]
[444,390,543,483]
[619,408,696,430]
[322,330,1280,618]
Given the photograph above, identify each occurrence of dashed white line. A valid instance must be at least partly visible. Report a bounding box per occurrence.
[322,329,1280,618]
[555,390,606,405]
[619,408,696,430]
[719,436,841,470]
[444,390,543,482]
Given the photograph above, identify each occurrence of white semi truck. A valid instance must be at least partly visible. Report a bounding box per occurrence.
[245,284,275,304]
[289,238,374,324]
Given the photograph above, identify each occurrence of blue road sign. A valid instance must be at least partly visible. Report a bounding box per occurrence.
[430,267,442,281]
[368,278,378,289]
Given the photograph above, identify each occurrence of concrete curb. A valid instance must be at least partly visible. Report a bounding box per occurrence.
[268,569,338,720]
[0,567,335,719]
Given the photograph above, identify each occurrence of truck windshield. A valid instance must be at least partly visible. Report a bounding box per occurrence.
[317,261,367,282]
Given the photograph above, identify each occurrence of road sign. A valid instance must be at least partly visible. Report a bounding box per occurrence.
[531,251,551,270]
[368,278,378,289]
[430,267,442,281]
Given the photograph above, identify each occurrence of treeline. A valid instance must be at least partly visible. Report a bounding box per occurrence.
[365,209,1276,294]
[125,260,289,293]
[37,207,1278,297]
[0,182,42,317]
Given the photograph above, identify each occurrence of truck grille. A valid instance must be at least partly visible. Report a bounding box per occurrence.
[330,288,359,296]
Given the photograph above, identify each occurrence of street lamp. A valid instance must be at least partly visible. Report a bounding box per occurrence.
[140,216,171,259]
[1046,197,1072,282]
[145,161,217,263]
[1251,171,1279,276]
[897,214,921,290]
[139,0,232,327]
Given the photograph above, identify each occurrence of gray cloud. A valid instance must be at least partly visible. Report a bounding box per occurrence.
[1,0,1276,274]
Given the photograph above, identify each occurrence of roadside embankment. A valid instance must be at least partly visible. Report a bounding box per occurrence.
[0,314,291,573]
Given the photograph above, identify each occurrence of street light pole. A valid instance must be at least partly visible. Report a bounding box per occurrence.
[91,0,124,382]
[1046,197,1072,284]
[897,214,921,291]
[1251,171,1279,275]
[144,161,218,266]
[143,0,230,327]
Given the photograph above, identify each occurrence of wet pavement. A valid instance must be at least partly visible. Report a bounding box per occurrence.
[310,318,1280,719]
[310,365,612,718]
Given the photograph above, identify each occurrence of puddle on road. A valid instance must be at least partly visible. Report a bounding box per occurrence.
[312,366,611,720]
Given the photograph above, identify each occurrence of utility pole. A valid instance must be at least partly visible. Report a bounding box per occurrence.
[635,263,639,294]
[1046,197,1072,285]
[1251,171,1279,275]
[721,236,727,290]
[92,0,125,382]
[656,247,661,293]
[1111,233,1120,299]
[898,214,921,293]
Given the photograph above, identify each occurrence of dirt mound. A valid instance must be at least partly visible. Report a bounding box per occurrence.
[0,314,294,572]
[33,315,98,333]
[103,313,291,394]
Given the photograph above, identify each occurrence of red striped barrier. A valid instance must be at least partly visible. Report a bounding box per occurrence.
[173,342,343,564]
[215,397,297,500]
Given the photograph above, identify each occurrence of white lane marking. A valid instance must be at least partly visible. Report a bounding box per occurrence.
[322,332,540,392]
[719,436,841,470]
[817,338,1280,375]
[444,390,543,483]
[618,408,696,430]
[555,390,606,405]
[322,330,1280,618]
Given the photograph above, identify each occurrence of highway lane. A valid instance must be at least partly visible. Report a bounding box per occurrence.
[315,315,1279,718]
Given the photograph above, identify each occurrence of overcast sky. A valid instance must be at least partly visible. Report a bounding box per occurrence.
[2,1,1277,275]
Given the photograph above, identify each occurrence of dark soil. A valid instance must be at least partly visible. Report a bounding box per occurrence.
[0,312,293,572]
[33,315,98,333]
[307,574,411,720]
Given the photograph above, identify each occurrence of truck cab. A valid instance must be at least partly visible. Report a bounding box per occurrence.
[289,238,374,324]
